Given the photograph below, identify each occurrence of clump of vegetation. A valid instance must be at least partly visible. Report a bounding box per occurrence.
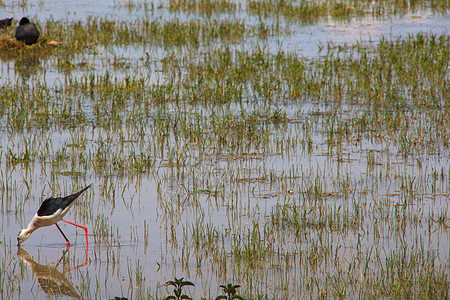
[168,0,237,13]
[0,36,56,60]
[216,283,244,300]
[164,277,194,300]
[247,0,328,22]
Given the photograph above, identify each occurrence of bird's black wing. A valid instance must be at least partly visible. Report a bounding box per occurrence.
[37,184,92,217]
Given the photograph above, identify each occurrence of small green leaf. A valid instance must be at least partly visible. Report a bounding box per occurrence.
[165,280,176,286]
[215,296,228,300]
[180,281,195,287]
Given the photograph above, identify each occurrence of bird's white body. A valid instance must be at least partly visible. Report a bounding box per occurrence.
[18,206,71,243]
[17,185,91,245]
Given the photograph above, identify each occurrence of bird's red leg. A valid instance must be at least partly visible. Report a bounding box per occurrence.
[55,223,70,246]
[62,219,89,246]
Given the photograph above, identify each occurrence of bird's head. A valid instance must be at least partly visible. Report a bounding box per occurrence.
[18,17,30,26]
[17,229,30,245]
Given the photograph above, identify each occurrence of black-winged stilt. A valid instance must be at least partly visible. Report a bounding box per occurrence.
[17,184,92,246]
[15,17,40,45]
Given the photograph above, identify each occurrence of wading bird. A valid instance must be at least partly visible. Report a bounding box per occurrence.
[15,17,40,45]
[17,184,92,246]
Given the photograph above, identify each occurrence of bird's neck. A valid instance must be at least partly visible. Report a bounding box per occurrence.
[23,226,38,236]
[24,217,40,234]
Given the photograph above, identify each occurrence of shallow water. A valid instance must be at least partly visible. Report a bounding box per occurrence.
[1,1,450,299]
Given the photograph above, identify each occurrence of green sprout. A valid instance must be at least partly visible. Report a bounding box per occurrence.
[215,283,244,300]
[164,277,195,300]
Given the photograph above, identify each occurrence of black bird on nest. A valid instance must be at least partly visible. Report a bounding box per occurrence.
[15,17,40,45]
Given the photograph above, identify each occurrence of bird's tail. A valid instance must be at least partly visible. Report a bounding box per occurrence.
[65,183,92,202]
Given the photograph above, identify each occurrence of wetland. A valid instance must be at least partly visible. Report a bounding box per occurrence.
[1,0,449,299]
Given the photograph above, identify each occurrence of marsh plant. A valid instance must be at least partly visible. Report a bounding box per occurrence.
[216,283,244,300]
[164,277,195,300]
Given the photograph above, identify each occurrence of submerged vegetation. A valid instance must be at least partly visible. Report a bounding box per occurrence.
[1,0,450,299]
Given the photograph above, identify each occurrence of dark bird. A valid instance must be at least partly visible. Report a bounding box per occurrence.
[0,17,13,28]
[15,17,40,45]
[17,184,92,246]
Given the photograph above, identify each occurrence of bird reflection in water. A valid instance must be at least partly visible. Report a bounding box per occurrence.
[17,246,88,299]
